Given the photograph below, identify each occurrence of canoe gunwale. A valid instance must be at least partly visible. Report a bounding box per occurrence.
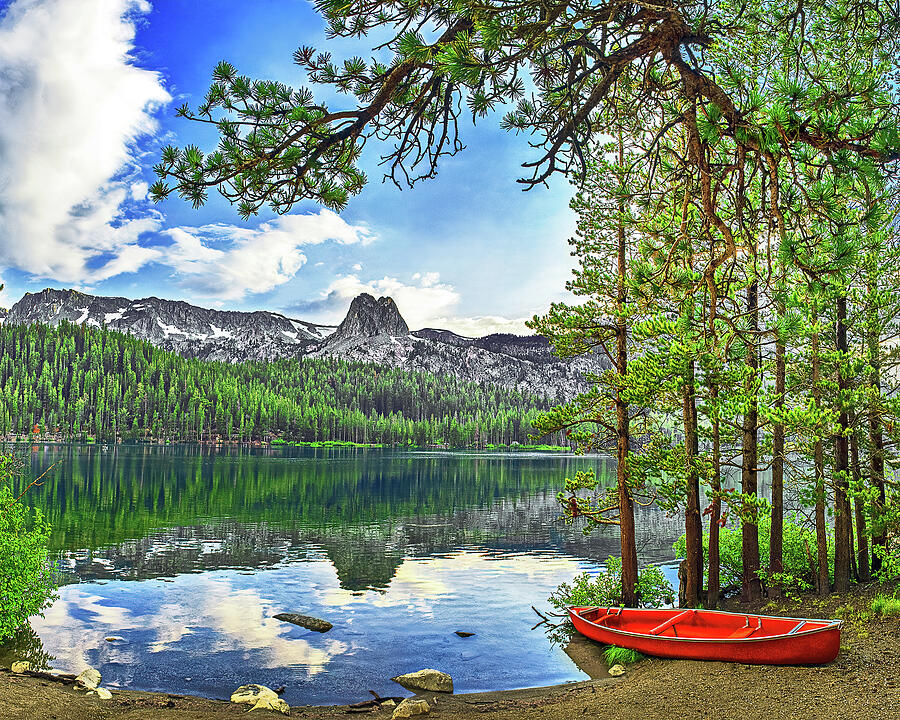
[570,606,843,645]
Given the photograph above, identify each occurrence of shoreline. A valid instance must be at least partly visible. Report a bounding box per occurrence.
[2,585,897,720]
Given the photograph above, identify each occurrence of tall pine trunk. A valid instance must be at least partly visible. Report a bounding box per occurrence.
[833,295,851,593]
[866,280,887,574]
[707,380,722,609]
[850,433,870,582]
[615,137,639,606]
[811,322,830,596]
[741,278,762,602]
[769,322,786,596]
[682,357,703,607]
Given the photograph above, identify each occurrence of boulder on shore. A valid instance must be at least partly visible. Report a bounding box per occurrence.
[391,669,453,693]
[272,613,333,633]
[10,661,32,674]
[75,667,101,690]
[231,684,280,705]
[391,698,431,718]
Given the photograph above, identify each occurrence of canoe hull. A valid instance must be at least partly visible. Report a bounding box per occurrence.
[569,606,841,665]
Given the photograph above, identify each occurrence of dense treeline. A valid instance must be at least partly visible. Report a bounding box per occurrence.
[0,321,559,447]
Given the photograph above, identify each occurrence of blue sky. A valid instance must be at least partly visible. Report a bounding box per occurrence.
[0,0,577,334]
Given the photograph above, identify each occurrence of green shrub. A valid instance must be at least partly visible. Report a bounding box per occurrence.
[603,645,644,665]
[548,556,675,613]
[0,454,58,641]
[871,594,900,618]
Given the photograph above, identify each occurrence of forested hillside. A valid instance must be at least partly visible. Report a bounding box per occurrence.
[0,321,559,447]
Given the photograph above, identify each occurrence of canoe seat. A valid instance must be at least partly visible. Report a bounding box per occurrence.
[725,626,759,639]
[649,609,695,636]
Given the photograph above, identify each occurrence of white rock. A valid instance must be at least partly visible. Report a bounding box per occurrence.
[250,696,290,715]
[91,688,113,700]
[10,661,32,674]
[76,667,101,689]
[382,699,397,707]
[608,664,626,677]
[231,684,280,705]
[392,698,431,718]
[391,669,453,693]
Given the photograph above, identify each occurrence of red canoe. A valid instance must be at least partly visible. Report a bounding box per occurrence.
[569,606,842,665]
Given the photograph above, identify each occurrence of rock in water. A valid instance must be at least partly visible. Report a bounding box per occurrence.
[391,698,431,718]
[10,661,32,673]
[454,631,475,638]
[273,613,333,633]
[608,664,626,677]
[391,669,453,693]
[75,667,101,689]
[231,684,280,705]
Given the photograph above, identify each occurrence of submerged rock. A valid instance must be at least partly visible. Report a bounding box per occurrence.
[391,669,453,693]
[608,664,626,677]
[273,613,333,633]
[75,667,101,689]
[231,684,280,705]
[10,661,32,674]
[391,698,430,718]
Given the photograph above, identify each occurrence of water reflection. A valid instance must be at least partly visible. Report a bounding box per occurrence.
[2,444,686,704]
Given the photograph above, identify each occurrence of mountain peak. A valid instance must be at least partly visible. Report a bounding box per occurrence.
[333,293,410,340]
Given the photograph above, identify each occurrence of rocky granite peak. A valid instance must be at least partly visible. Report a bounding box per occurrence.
[337,293,409,338]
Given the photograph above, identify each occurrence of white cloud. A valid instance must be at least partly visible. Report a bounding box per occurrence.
[307,271,531,335]
[0,0,170,283]
[162,209,374,300]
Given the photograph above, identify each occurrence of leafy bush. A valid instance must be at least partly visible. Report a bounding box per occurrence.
[604,645,644,665]
[673,513,831,594]
[871,593,900,618]
[0,453,58,641]
[548,556,675,613]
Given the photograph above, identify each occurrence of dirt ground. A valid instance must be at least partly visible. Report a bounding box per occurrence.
[2,584,897,720]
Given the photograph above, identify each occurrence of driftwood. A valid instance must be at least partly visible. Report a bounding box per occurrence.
[3,668,78,685]
[346,690,405,713]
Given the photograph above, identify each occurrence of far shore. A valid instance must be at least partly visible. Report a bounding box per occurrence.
[2,585,897,720]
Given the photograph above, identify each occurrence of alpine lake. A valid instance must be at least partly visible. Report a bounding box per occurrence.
[1,444,684,706]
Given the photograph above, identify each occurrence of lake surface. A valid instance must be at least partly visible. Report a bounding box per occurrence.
[2,444,683,705]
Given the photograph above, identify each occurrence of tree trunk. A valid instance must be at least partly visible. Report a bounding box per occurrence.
[833,295,851,593]
[811,324,830,596]
[850,432,870,582]
[866,289,887,574]
[769,325,786,597]
[707,380,721,609]
[741,279,762,602]
[682,357,703,607]
[615,137,638,607]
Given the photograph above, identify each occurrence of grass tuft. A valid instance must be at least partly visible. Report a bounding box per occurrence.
[871,594,900,617]
[603,645,644,665]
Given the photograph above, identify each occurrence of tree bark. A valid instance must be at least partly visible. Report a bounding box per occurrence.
[769,324,786,597]
[866,280,887,574]
[615,136,639,607]
[811,323,830,596]
[833,295,851,593]
[741,279,762,602]
[707,380,721,609]
[850,432,870,582]
[682,357,703,607]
